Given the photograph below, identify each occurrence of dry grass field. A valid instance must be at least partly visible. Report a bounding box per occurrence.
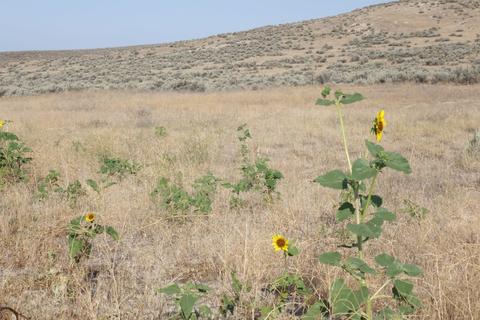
[0,84,479,319]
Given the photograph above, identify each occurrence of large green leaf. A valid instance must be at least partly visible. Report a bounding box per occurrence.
[330,279,356,314]
[86,179,100,193]
[287,245,300,257]
[315,98,335,106]
[393,279,413,296]
[352,159,377,181]
[0,131,19,141]
[314,170,348,190]
[345,257,376,274]
[68,237,84,259]
[384,152,412,174]
[158,283,181,295]
[105,226,119,240]
[402,264,423,277]
[365,140,384,158]
[374,208,396,222]
[365,217,384,238]
[321,86,331,98]
[341,93,364,104]
[336,202,355,222]
[375,253,395,267]
[347,223,374,237]
[180,294,198,319]
[386,262,404,278]
[352,286,369,307]
[319,252,342,266]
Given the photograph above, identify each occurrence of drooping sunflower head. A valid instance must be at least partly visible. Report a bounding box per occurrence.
[272,234,289,252]
[371,109,387,142]
[84,213,95,223]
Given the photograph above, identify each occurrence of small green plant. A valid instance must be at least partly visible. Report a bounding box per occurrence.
[35,170,92,207]
[151,173,219,215]
[223,124,283,208]
[158,282,213,320]
[155,126,168,138]
[59,180,87,208]
[99,156,141,180]
[37,169,62,199]
[400,199,429,221]
[0,125,33,185]
[258,234,305,318]
[67,213,119,263]
[311,87,423,319]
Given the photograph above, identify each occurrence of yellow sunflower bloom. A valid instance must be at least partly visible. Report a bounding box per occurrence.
[272,234,289,252]
[372,110,387,142]
[84,213,95,223]
[0,119,5,129]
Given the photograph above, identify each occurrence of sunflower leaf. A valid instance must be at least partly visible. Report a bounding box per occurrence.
[365,140,384,158]
[384,151,412,174]
[314,170,348,190]
[352,158,377,180]
[319,252,342,266]
[180,294,198,319]
[105,226,119,240]
[336,202,355,222]
[321,86,331,98]
[341,93,364,104]
[315,98,335,106]
[375,253,395,267]
[158,283,181,295]
[287,245,300,257]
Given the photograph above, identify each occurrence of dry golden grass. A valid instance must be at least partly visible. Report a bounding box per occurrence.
[0,84,479,319]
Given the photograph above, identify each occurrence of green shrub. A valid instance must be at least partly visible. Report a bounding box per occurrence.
[223,124,283,208]
[151,173,219,216]
[0,131,32,185]
[158,282,212,319]
[99,156,141,179]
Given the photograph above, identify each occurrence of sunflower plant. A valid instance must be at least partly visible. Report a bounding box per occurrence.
[255,235,306,319]
[158,282,213,320]
[0,120,32,185]
[310,87,423,319]
[222,124,283,208]
[67,213,119,263]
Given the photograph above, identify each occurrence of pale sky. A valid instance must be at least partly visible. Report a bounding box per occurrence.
[0,0,392,52]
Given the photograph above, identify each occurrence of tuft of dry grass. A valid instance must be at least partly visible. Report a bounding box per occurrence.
[0,84,479,319]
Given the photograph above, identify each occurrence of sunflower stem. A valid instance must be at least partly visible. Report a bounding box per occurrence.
[359,173,379,320]
[335,98,352,173]
[360,173,379,220]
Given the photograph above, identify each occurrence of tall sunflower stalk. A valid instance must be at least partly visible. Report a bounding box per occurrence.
[313,87,422,319]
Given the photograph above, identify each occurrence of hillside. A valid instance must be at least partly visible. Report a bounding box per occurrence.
[1,0,480,96]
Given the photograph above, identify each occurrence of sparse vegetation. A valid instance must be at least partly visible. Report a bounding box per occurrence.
[1,85,478,319]
[1,0,480,318]
[1,0,480,96]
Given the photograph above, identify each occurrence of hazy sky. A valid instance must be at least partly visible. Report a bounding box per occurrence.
[1,0,391,52]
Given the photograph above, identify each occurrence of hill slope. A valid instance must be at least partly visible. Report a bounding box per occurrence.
[1,0,480,96]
